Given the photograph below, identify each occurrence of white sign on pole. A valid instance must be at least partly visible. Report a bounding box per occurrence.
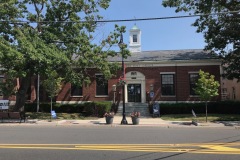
[0,100,9,110]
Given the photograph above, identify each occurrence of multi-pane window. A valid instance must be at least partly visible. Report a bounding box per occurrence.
[189,73,199,95]
[133,35,137,42]
[96,75,108,96]
[161,74,175,96]
[71,85,82,96]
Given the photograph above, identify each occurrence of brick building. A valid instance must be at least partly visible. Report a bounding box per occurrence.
[2,25,220,106]
[0,24,225,120]
[55,25,222,104]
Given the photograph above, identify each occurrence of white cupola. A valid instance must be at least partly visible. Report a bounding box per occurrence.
[129,24,141,53]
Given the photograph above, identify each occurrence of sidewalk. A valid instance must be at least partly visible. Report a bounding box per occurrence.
[11,116,239,128]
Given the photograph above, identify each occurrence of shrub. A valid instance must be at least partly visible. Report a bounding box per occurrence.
[24,103,36,112]
[24,102,58,112]
[149,101,240,115]
[25,102,84,113]
[95,101,112,117]
[83,102,95,116]
[55,104,71,113]
[24,101,112,117]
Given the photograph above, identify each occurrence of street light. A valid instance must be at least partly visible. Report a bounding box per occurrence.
[150,84,154,91]
[112,84,116,104]
[119,33,128,125]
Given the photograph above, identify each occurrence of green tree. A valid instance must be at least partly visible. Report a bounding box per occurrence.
[0,0,129,111]
[0,72,18,98]
[42,71,63,121]
[42,71,63,100]
[194,70,220,122]
[162,1,240,80]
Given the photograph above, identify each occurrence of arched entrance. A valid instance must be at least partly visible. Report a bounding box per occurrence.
[124,71,146,103]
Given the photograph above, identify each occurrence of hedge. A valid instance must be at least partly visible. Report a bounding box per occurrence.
[149,101,240,115]
[24,101,112,117]
[23,100,240,116]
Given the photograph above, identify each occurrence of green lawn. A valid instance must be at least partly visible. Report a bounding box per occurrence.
[160,114,240,122]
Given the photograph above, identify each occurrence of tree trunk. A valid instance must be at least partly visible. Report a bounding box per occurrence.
[205,101,208,122]
[13,76,31,111]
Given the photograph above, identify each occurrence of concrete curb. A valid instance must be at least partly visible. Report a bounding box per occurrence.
[0,117,239,128]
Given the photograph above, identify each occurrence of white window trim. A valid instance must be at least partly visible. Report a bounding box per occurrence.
[189,95,200,98]
[160,72,176,74]
[95,95,108,98]
[70,96,83,98]
[188,71,199,74]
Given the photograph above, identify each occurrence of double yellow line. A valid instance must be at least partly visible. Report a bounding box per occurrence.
[0,143,240,154]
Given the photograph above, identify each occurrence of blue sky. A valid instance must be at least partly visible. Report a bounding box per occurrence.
[96,0,206,51]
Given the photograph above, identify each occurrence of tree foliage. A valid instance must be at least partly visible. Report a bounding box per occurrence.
[162,0,240,80]
[0,0,129,111]
[195,70,220,101]
[42,71,63,99]
[194,70,220,122]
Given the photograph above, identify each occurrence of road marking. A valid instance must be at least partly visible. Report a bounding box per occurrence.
[0,143,239,154]
[200,145,240,153]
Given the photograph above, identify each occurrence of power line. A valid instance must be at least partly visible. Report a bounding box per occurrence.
[97,10,240,23]
[0,10,239,24]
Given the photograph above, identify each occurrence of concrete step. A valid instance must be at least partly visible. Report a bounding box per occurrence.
[116,103,150,117]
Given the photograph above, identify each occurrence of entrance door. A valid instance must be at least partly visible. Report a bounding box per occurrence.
[127,84,141,102]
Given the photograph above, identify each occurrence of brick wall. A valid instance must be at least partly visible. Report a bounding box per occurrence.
[56,65,221,103]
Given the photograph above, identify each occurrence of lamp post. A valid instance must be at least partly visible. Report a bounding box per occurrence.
[119,33,128,125]
[112,84,116,104]
[150,84,154,103]
[150,84,154,92]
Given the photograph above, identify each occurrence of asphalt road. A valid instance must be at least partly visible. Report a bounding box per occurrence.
[0,125,240,160]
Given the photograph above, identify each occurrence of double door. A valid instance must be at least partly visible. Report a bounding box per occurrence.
[127,84,141,102]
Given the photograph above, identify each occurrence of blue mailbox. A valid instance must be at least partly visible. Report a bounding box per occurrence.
[153,102,160,117]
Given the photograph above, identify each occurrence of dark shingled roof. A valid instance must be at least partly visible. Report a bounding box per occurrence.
[109,49,219,62]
